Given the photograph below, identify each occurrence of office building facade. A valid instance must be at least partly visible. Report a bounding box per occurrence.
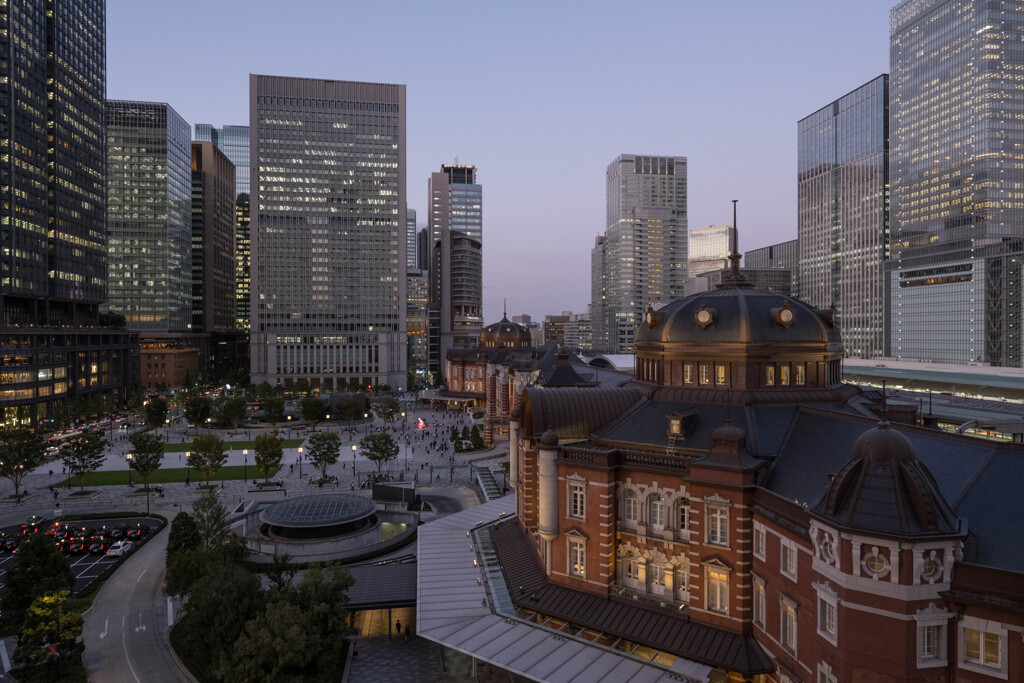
[106,101,192,333]
[0,0,138,426]
[406,207,418,270]
[190,141,236,334]
[195,123,251,333]
[593,154,688,353]
[890,0,1024,366]
[744,240,798,270]
[428,165,482,243]
[249,76,407,389]
[798,75,889,359]
[688,225,734,277]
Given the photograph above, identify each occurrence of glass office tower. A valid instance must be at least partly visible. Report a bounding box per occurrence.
[249,75,407,389]
[106,101,192,333]
[0,0,139,426]
[798,75,889,359]
[688,225,735,277]
[890,0,1023,366]
[195,123,251,332]
[593,154,688,353]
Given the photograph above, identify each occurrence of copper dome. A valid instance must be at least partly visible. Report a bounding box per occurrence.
[480,315,532,349]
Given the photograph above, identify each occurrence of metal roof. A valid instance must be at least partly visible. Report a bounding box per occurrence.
[260,493,376,528]
[347,562,418,611]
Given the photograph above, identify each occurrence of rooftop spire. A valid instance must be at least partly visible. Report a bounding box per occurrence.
[716,199,752,289]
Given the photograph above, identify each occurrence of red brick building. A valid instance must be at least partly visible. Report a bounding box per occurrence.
[502,274,1023,681]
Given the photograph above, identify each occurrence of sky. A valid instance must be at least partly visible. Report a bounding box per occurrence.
[108,0,894,323]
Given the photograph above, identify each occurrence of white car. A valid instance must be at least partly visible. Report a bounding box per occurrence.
[106,540,133,556]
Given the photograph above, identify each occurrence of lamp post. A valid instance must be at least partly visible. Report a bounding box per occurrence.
[401,411,406,434]
[363,413,369,436]
[325,414,331,433]
[185,451,191,486]
[298,446,303,479]
[126,452,133,487]
[243,448,248,482]
[352,444,357,478]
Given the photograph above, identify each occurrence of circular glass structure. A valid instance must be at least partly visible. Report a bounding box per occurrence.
[261,494,378,540]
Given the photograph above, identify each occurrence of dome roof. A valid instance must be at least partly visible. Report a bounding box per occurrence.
[635,286,840,348]
[811,421,962,538]
[480,314,532,348]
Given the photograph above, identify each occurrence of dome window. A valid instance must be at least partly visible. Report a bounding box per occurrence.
[694,305,715,328]
[771,302,796,328]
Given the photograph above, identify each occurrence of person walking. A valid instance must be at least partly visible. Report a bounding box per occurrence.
[395,618,401,634]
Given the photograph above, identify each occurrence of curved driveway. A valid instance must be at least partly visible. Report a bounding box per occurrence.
[82,521,194,683]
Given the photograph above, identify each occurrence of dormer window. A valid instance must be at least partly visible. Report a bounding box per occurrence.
[669,417,682,435]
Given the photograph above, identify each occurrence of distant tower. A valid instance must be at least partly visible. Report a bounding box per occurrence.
[798,75,889,359]
[689,225,736,277]
[593,155,688,353]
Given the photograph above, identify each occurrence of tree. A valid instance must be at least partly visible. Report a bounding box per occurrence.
[371,396,400,422]
[143,396,169,433]
[1,533,74,631]
[166,512,201,559]
[184,395,213,435]
[470,424,485,449]
[253,433,283,484]
[266,553,296,591]
[299,395,326,430]
[262,395,285,431]
[0,426,46,498]
[306,431,340,480]
[166,492,247,597]
[360,432,399,472]
[128,431,164,514]
[334,396,361,423]
[220,395,247,432]
[62,430,105,491]
[12,590,83,676]
[127,390,142,414]
[190,434,226,486]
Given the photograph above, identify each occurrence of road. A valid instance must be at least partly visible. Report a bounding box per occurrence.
[82,518,194,683]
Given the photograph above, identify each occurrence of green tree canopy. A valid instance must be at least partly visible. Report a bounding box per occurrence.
[360,432,399,472]
[334,396,361,422]
[143,396,169,433]
[62,430,106,491]
[1,533,74,631]
[299,395,326,430]
[166,492,247,597]
[262,395,285,429]
[167,512,201,559]
[190,434,226,486]
[12,590,83,676]
[371,396,400,422]
[220,395,248,431]
[184,395,213,433]
[253,433,283,484]
[0,426,46,498]
[178,563,265,674]
[306,431,340,479]
[128,431,164,489]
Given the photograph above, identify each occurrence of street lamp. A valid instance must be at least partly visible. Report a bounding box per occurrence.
[364,413,369,436]
[243,449,248,481]
[185,450,191,486]
[126,452,133,487]
[352,444,357,475]
[298,446,303,479]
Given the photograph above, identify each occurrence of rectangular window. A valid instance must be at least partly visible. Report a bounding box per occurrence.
[683,364,693,383]
[699,365,710,385]
[678,501,689,531]
[650,499,665,527]
[626,558,640,580]
[624,494,638,523]
[707,506,728,546]
[753,523,766,560]
[818,598,835,638]
[781,541,797,579]
[795,364,805,385]
[715,364,726,385]
[964,627,1001,668]
[922,624,941,659]
[780,365,790,386]
[766,365,775,386]
[649,564,665,586]
[707,569,728,612]
[753,578,766,628]
[569,482,585,518]
[781,602,797,653]
[569,539,585,577]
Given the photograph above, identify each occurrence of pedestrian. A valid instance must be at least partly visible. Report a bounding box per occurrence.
[395,618,401,634]
[48,469,53,477]
[52,489,57,500]
[404,624,410,642]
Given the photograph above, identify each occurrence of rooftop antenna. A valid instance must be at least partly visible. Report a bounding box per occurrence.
[881,381,888,422]
[730,199,741,278]
[503,298,507,321]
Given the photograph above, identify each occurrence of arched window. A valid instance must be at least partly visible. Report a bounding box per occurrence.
[648,494,665,529]
[675,498,690,540]
[623,490,639,526]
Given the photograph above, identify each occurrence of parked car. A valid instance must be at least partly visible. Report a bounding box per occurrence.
[125,525,149,540]
[89,539,107,555]
[68,539,87,555]
[106,540,134,556]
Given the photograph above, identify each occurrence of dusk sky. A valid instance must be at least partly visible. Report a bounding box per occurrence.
[109,1,893,323]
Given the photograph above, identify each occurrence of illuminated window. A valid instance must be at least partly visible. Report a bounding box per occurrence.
[715,364,726,385]
[781,599,798,653]
[569,539,585,577]
[707,569,728,612]
[780,365,790,386]
[766,365,775,386]
[699,365,710,385]
[795,364,805,385]
[683,364,693,383]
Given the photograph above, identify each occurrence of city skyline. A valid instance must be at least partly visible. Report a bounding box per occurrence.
[107,0,893,322]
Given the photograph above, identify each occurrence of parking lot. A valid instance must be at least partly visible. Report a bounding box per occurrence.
[0,516,161,596]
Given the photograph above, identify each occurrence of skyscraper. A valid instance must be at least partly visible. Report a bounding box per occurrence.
[593,154,688,353]
[798,75,889,359]
[195,123,251,333]
[105,101,192,333]
[190,141,236,335]
[249,76,407,389]
[890,0,1023,366]
[427,165,483,367]
[406,207,418,270]
[688,225,735,277]
[1,0,138,425]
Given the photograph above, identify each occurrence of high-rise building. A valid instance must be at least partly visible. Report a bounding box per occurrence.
[195,123,251,333]
[190,142,236,335]
[688,225,735,277]
[406,268,429,380]
[798,75,889,359]
[105,101,192,333]
[406,207,418,270]
[427,165,483,369]
[744,240,798,270]
[0,0,138,426]
[590,235,608,351]
[249,76,407,389]
[592,155,688,353]
[890,0,1023,366]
